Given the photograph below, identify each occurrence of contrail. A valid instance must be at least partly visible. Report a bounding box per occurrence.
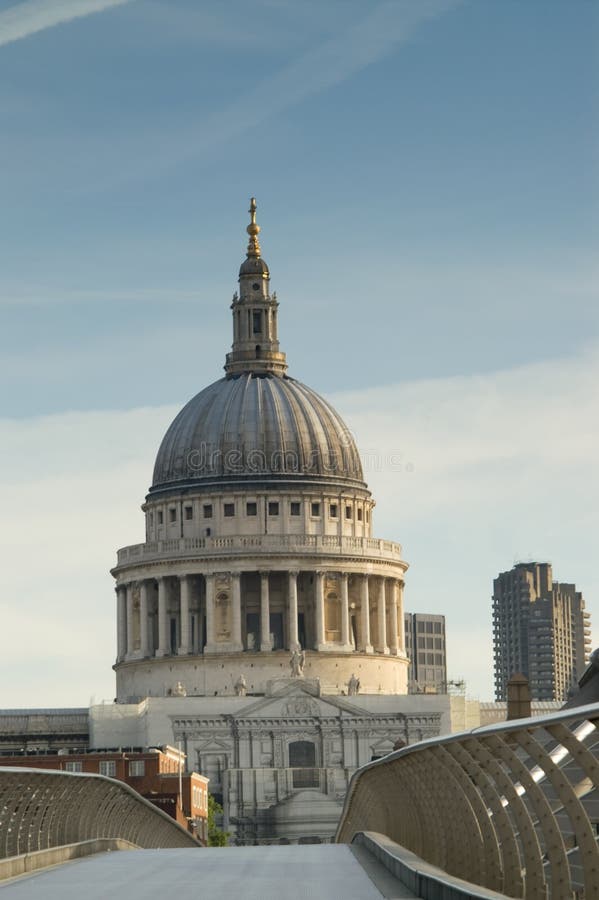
[0,0,134,48]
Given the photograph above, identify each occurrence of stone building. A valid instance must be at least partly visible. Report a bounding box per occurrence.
[492,562,591,701]
[92,199,446,843]
[0,709,88,755]
[404,612,447,693]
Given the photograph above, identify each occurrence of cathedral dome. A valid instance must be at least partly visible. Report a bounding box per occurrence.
[150,371,364,493]
[149,199,366,495]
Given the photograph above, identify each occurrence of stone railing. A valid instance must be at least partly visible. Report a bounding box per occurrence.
[116,534,403,567]
[336,702,599,899]
[0,767,198,869]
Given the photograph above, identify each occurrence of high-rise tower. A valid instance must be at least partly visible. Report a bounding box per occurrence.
[492,562,591,701]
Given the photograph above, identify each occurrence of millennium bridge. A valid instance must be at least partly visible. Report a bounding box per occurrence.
[2,703,599,899]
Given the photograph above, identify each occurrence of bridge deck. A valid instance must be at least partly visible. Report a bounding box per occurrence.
[0,845,416,898]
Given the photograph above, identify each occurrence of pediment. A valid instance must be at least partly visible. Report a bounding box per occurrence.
[233,681,376,720]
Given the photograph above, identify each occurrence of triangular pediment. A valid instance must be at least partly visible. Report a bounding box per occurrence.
[233,681,377,720]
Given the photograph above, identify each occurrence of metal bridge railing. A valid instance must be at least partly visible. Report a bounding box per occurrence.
[0,767,199,862]
[336,702,599,899]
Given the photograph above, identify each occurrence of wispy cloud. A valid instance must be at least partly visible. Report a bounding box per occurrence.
[191,0,462,147]
[0,0,134,48]
[27,0,464,189]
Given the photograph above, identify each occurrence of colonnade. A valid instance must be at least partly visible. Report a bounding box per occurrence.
[116,570,405,663]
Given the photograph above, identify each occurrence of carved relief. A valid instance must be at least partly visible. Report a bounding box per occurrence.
[283,696,318,717]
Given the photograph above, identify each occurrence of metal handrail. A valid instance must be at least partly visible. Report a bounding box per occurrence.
[0,768,199,860]
[336,701,599,898]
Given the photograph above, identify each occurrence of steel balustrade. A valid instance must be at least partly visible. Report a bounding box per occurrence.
[336,702,599,899]
[0,767,199,861]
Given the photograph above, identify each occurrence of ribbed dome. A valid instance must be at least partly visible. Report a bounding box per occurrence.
[150,373,365,492]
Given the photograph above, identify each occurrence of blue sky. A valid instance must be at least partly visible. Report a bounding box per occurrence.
[1,0,598,708]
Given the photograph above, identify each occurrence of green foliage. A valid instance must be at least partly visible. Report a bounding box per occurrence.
[207,794,230,847]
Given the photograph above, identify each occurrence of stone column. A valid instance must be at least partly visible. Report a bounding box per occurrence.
[376,577,389,654]
[126,583,135,658]
[340,572,351,649]
[398,580,406,653]
[231,572,243,651]
[204,573,216,653]
[315,570,326,649]
[360,575,373,653]
[179,575,191,655]
[116,585,127,662]
[156,577,169,657]
[388,579,399,656]
[288,570,299,650]
[260,572,271,651]
[139,580,150,658]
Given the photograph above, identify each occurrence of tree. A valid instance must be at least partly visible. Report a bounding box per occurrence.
[207,794,230,847]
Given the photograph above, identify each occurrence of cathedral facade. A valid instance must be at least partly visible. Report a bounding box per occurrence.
[93,201,445,842]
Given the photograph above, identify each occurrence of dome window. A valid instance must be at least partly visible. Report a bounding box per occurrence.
[345,506,352,520]
[311,502,321,518]
[224,503,235,517]
[329,504,338,519]
[357,508,363,522]
[169,508,177,523]
[246,502,257,517]
[290,502,301,517]
[157,511,164,525]
[185,506,193,520]
[203,504,213,518]
[268,501,279,516]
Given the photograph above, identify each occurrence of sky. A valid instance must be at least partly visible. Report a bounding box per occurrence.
[0,0,598,708]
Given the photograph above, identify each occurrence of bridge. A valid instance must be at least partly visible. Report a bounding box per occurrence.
[2,702,599,898]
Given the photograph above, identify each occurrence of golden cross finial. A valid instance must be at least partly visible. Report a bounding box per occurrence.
[246,196,261,258]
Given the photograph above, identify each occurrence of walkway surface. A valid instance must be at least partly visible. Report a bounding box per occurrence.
[0,845,416,898]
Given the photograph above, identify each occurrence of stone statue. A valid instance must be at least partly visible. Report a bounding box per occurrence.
[234,673,247,696]
[348,673,360,696]
[289,648,305,678]
[172,681,187,697]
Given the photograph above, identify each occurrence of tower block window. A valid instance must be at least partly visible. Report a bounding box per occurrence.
[252,310,262,334]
